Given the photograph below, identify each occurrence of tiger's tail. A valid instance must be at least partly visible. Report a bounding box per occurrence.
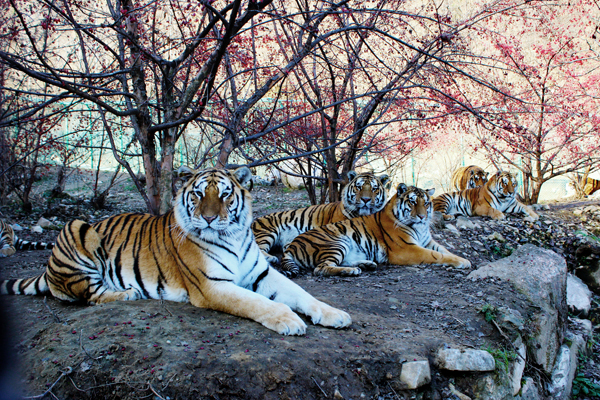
[14,237,54,251]
[0,272,49,296]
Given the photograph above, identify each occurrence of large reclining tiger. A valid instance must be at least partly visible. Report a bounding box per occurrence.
[280,183,470,277]
[434,170,538,221]
[252,171,390,263]
[0,167,351,335]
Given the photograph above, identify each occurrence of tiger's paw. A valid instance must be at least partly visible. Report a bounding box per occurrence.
[452,257,471,269]
[262,303,307,335]
[124,288,142,301]
[443,214,455,221]
[340,267,362,276]
[307,301,352,329]
[355,260,377,271]
[262,251,279,265]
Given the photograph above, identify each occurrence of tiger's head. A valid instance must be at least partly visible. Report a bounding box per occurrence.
[342,171,391,217]
[487,171,518,199]
[387,183,435,226]
[174,167,253,237]
[467,166,489,189]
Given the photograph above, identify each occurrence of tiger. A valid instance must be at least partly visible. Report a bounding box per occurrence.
[581,177,600,196]
[280,183,471,277]
[0,220,54,257]
[252,171,390,264]
[433,170,539,221]
[0,167,351,335]
[450,165,489,191]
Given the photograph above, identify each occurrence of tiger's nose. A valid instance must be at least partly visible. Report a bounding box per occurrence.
[204,215,217,223]
[361,197,372,205]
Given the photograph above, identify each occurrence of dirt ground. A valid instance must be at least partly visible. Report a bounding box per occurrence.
[0,172,598,399]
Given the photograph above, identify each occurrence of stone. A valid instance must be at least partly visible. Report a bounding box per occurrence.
[486,232,506,242]
[456,216,476,230]
[547,345,571,399]
[11,223,23,231]
[510,336,527,396]
[519,377,541,400]
[468,244,567,373]
[445,224,460,237]
[573,209,583,216]
[399,360,431,389]
[574,243,600,294]
[31,225,43,233]
[36,217,52,228]
[474,373,513,400]
[566,274,592,317]
[434,348,495,372]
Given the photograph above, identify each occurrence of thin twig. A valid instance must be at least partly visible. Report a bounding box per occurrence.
[79,330,102,360]
[161,373,177,391]
[311,377,328,397]
[24,367,72,399]
[43,296,61,323]
[149,384,167,400]
[388,382,401,400]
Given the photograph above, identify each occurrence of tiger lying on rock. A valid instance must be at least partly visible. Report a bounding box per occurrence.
[0,167,351,335]
[280,183,471,277]
[252,171,390,264]
[433,170,538,221]
[0,220,54,257]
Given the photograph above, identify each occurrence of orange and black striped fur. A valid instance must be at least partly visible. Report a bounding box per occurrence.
[0,167,351,335]
[252,171,390,263]
[450,165,489,191]
[0,220,53,257]
[434,171,538,221]
[581,177,600,196]
[280,184,470,277]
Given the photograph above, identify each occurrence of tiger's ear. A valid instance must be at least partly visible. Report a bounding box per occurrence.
[175,166,195,182]
[347,170,358,181]
[232,166,252,187]
[427,188,435,196]
[396,183,408,195]
[378,174,391,190]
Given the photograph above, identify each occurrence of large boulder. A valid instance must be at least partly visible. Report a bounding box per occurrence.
[468,244,567,373]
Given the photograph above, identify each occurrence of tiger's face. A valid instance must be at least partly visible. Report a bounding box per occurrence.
[488,171,517,198]
[469,168,489,189]
[390,184,435,226]
[174,167,252,236]
[343,171,390,216]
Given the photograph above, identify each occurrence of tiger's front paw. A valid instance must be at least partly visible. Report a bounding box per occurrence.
[453,257,471,269]
[355,261,377,271]
[443,214,455,221]
[124,288,142,301]
[308,301,352,329]
[262,250,279,265]
[262,303,307,335]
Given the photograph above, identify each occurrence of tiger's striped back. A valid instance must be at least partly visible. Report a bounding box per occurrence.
[252,171,390,263]
[281,184,470,277]
[450,165,488,191]
[434,171,538,221]
[0,220,54,257]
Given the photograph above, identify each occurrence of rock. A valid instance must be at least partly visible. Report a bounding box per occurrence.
[573,209,583,216]
[497,307,525,332]
[11,223,23,231]
[474,373,513,400]
[510,336,527,396]
[445,224,460,237]
[486,232,505,242]
[468,244,567,373]
[566,274,592,317]
[399,360,431,389]
[547,345,572,399]
[434,348,495,372]
[519,377,541,400]
[36,217,52,228]
[31,225,43,233]
[456,217,476,230]
[333,388,344,399]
